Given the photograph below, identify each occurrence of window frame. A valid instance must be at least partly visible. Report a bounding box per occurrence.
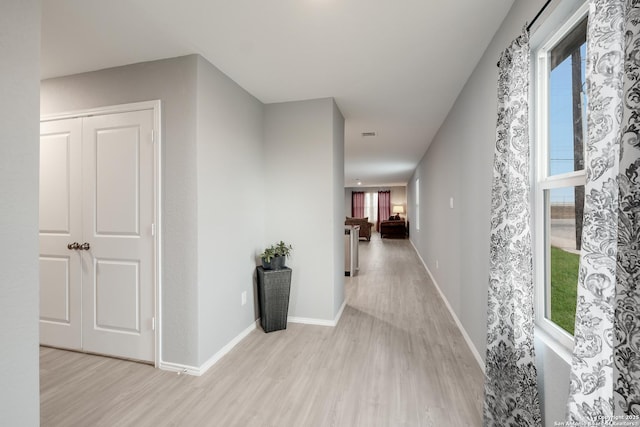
[532,1,589,350]
[415,178,420,231]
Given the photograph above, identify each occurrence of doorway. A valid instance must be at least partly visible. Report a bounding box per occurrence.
[39,101,161,364]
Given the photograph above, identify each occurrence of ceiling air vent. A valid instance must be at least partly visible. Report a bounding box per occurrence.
[361,131,376,137]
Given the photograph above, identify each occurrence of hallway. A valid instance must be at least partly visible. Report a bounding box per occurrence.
[40,235,484,426]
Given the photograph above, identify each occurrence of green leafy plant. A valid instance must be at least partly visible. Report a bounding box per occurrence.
[259,241,293,262]
[259,246,277,263]
[274,241,293,258]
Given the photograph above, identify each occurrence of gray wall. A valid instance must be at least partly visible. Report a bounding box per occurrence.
[0,1,41,425]
[194,56,265,364]
[42,55,217,367]
[264,98,345,321]
[332,101,346,316]
[41,56,345,366]
[407,0,572,425]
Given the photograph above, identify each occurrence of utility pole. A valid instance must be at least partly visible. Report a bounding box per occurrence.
[571,49,585,250]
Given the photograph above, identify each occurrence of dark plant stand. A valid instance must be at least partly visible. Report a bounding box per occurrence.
[256,266,292,333]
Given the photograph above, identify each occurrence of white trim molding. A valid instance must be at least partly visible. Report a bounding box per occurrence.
[158,361,200,377]
[160,299,348,376]
[160,320,258,376]
[409,239,486,373]
[334,299,347,325]
[197,320,258,375]
[288,300,347,327]
[40,100,162,122]
[288,317,335,326]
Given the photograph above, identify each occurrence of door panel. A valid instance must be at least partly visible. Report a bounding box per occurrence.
[95,260,140,333]
[81,110,155,362]
[39,132,73,233]
[39,257,71,322]
[95,126,140,235]
[39,119,82,350]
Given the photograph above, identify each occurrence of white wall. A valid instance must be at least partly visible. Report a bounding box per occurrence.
[407,0,571,424]
[194,56,265,364]
[264,98,345,321]
[0,1,41,425]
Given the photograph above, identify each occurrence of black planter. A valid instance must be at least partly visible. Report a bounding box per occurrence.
[261,255,285,270]
[256,266,292,333]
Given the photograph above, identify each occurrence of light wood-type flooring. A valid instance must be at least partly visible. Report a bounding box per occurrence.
[40,234,484,426]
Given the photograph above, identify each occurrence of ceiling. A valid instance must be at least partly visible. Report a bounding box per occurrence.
[41,0,515,187]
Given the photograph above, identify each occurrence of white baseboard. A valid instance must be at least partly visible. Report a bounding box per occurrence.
[197,320,258,375]
[158,361,200,376]
[289,300,346,327]
[288,316,335,326]
[334,299,347,325]
[159,320,258,376]
[409,240,486,373]
[160,300,348,376]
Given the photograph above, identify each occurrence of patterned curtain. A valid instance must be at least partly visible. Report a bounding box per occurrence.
[567,0,640,423]
[377,191,390,231]
[483,28,542,427]
[351,191,365,218]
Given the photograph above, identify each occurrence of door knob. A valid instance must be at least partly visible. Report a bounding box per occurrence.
[80,242,90,250]
[67,242,80,250]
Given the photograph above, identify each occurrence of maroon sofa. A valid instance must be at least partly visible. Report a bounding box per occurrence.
[345,217,373,241]
[380,220,406,238]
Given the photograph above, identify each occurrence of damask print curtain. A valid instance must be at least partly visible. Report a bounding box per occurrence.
[483,28,542,426]
[567,0,640,424]
[351,191,365,218]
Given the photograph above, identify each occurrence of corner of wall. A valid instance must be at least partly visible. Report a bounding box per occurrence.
[0,1,41,424]
[332,99,346,317]
[263,98,342,322]
[193,54,266,366]
[40,54,202,367]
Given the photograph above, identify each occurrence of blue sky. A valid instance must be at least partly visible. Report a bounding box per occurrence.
[547,43,586,203]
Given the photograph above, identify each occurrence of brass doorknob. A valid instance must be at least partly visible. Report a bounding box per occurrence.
[80,242,90,250]
[67,242,80,250]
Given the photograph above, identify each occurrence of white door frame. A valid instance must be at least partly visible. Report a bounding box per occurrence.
[41,100,162,367]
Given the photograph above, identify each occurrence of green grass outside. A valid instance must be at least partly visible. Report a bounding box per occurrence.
[550,246,580,336]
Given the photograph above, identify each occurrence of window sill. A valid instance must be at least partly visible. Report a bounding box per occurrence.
[534,326,573,365]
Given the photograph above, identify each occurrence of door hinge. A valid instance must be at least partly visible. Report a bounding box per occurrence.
[151,129,155,143]
[151,223,155,236]
[151,317,156,331]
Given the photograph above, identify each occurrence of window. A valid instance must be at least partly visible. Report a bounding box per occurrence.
[534,3,588,347]
[364,192,378,224]
[415,179,420,230]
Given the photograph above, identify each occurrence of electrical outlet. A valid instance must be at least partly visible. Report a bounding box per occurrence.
[449,197,454,209]
[436,260,439,269]
[241,291,247,306]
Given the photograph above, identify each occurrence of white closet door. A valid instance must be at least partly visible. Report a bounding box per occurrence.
[81,110,155,362]
[39,108,156,363]
[39,118,83,350]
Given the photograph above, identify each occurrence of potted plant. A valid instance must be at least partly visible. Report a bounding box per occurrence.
[260,241,292,270]
[257,241,294,332]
